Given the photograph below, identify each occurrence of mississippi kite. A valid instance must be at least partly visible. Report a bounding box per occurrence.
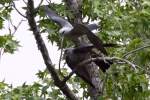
[64,47,95,87]
[44,6,107,55]
[71,44,112,72]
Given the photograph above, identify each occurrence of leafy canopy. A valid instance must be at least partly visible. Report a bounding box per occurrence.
[0,0,150,99]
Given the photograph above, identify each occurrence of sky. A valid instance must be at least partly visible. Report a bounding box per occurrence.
[0,0,61,86]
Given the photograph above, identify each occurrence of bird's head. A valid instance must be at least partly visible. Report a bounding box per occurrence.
[63,48,74,59]
[59,27,72,36]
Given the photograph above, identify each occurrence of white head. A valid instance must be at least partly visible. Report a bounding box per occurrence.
[59,27,73,36]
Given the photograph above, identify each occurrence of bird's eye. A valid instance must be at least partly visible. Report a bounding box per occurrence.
[60,31,65,36]
[62,31,65,34]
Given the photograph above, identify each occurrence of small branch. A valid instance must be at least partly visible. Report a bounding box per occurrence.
[35,0,44,13]
[9,19,25,35]
[22,0,27,5]
[91,57,137,70]
[46,0,51,4]
[12,1,27,18]
[13,20,25,35]
[62,69,75,83]
[58,37,65,77]
[123,45,150,58]
[111,57,137,70]
[135,65,150,75]
[37,0,44,8]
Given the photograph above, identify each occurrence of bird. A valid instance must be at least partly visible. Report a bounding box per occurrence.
[44,5,108,55]
[66,44,112,72]
[64,46,95,87]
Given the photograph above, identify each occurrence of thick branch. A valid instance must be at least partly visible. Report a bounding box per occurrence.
[26,0,79,100]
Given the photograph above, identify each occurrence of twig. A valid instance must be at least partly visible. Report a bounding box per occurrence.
[12,20,25,35]
[37,0,44,8]
[123,45,150,58]
[135,65,150,75]
[22,0,27,5]
[77,56,136,70]
[12,1,27,18]
[58,37,65,77]
[46,0,51,4]
[35,0,44,13]
[9,19,25,35]
[62,69,75,83]
[111,57,136,69]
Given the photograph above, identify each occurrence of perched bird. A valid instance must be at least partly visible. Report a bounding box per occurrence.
[64,47,94,87]
[44,6,107,55]
[65,44,112,73]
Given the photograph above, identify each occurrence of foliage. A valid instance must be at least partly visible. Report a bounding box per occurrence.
[0,1,19,54]
[0,0,150,99]
[0,35,19,53]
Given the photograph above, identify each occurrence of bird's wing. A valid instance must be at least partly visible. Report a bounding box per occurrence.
[44,6,73,28]
[73,24,108,55]
[73,44,94,53]
[65,51,94,87]
[86,23,99,31]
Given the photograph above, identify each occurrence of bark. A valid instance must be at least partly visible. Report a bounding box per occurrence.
[26,0,79,100]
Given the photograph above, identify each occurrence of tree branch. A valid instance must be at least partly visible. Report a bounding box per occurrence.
[9,19,25,35]
[37,0,44,8]
[123,45,150,58]
[26,0,79,100]
[12,1,27,18]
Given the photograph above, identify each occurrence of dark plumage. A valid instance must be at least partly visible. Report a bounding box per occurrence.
[68,44,112,72]
[64,47,94,87]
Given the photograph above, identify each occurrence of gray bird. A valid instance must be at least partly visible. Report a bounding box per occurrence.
[44,6,107,55]
[65,44,112,73]
[64,46,94,87]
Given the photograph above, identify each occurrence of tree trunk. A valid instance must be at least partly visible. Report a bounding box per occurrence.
[64,0,104,99]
